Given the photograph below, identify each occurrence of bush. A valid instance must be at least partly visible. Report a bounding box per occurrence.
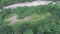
[0,3,60,34]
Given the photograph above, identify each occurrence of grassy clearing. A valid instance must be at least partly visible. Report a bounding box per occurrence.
[30,12,52,22]
[0,3,60,34]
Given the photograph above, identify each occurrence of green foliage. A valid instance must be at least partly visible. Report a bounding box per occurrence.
[0,25,14,34]
[23,29,33,34]
[0,3,60,34]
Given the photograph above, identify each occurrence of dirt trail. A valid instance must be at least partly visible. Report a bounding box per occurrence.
[3,1,52,9]
[7,15,32,24]
[5,1,52,24]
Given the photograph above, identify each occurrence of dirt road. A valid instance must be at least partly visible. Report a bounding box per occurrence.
[3,1,52,9]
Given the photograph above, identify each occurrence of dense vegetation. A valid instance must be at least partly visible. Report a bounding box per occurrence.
[0,3,60,34]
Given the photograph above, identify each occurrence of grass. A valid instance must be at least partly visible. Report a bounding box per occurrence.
[0,3,60,34]
[30,12,52,22]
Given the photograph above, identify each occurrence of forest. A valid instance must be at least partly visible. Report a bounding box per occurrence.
[0,2,60,34]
